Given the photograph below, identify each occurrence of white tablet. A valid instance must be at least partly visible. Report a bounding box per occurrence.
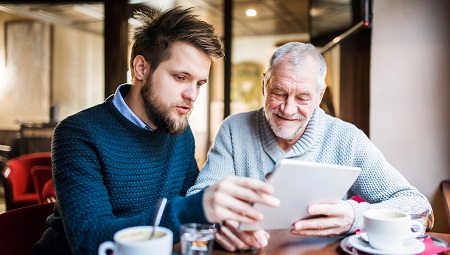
[240,159,361,230]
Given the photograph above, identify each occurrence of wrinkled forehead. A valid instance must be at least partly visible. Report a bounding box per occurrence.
[269,57,317,79]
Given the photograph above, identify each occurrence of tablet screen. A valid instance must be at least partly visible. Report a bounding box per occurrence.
[240,159,361,230]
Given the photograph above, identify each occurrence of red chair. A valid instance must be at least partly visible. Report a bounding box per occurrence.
[0,202,55,255]
[30,165,53,203]
[42,179,56,203]
[1,152,51,210]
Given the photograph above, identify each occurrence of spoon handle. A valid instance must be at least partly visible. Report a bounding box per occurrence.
[151,198,167,238]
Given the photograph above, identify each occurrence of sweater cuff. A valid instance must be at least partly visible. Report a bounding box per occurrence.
[176,189,209,224]
[347,199,369,233]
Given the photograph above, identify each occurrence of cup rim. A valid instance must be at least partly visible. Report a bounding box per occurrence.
[113,226,173,245]
[180,223,218,234]
[363,209,410,220]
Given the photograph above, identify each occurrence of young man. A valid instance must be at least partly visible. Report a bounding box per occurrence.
[187,42,431,251]
[33,7,279,255]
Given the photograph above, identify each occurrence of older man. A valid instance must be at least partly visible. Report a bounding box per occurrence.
[187,42,431,251]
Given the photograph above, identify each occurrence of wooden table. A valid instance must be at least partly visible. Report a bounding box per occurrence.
[206,230,450,255]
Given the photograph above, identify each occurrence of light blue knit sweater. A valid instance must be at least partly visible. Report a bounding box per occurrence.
[187,107,431,233]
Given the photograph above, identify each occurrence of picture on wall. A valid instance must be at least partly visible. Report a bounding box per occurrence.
[231,61,264,114]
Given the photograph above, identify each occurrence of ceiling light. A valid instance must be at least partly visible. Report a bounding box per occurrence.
[246,9,257,17]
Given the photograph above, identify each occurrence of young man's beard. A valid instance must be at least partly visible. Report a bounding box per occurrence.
[140,78,189,135]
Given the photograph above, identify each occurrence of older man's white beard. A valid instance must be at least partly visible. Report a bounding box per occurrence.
[266,109,306,140]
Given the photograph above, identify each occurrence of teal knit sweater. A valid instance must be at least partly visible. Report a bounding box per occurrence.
[33,96,207,255]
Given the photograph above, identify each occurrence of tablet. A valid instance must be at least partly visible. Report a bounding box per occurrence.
[240,159,361,230]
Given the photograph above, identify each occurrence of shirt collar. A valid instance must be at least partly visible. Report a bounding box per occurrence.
[112,84,153,131]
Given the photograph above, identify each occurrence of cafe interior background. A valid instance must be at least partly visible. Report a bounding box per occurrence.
[0,0,448,232]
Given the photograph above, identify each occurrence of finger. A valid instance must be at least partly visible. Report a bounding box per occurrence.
[214,232,237,252]
[253,230,269,247]
[223,219,240,229]
[219,224,252,250]
[223,221,264,248]
[203,186,260,223]
[205,184,276,223]
[292,217,347,237]
[294,216,336,230]
[214,194,264,222]
[207,205,258,224]
[218,177,280,207]
[225,176,275,194]
[204,201,264,224]
[308,204,336,216]
[308,201,348,216]
[291,226,344,237]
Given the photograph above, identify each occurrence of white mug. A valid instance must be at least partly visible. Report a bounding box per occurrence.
[98,226,173,255]
[363,209,425,251]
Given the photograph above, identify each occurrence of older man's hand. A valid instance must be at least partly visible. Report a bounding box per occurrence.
[290,200,354,237]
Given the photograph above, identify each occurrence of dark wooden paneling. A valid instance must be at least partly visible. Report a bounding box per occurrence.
[339,30,371,136]
[223,0,232,118]
[104,0,128,98]
[339,0,371,136]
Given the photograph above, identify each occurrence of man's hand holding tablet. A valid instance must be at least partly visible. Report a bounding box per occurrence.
[240,159,361,231]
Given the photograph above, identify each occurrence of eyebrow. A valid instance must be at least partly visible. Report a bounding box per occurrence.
[272,84,286,91]
[174,70,209,84]
[298,91,311,96]
[272,85,312,96]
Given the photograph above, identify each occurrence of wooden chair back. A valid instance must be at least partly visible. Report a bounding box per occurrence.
[0,202,55,255]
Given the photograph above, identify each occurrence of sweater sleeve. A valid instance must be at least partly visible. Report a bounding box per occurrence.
[346,129,431,232]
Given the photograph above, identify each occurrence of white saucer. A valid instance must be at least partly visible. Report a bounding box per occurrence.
[340,235,360,255]
[344,234,425,255]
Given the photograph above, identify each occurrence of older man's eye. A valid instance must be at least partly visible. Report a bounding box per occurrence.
[272,93,285,100]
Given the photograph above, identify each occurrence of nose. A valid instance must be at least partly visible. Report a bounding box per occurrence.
[280,96,297,116]
[182,83,199,103]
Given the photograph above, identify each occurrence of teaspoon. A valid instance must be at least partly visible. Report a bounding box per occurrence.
[150,197,167,239]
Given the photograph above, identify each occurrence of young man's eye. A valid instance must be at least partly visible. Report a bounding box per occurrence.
[175,75,186,81]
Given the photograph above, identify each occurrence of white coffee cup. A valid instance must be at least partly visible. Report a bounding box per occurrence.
[363,209,425,251]
[98,226,173,255]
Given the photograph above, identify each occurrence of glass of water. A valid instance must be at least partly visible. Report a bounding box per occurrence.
[180,223,217,255]
[397,205,434,238]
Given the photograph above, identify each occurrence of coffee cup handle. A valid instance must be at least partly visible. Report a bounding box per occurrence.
[98,241,117,255]
[409,219,425,238]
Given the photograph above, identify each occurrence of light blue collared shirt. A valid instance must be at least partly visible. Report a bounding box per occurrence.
[112,84,153,131]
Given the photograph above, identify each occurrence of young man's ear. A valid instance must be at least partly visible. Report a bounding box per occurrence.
[133,55,147,81]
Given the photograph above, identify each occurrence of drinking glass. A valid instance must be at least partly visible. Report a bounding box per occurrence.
[397,205,433,238]
[180,223,217,255]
